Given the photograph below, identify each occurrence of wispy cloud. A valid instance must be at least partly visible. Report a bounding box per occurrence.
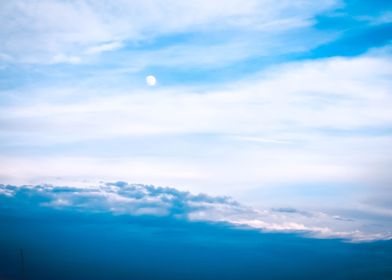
[0,0,338,64]
[234,136,292,144]
[2,52,391,139]
[50,54,82,64]
[85,41,123,55]
[1,51,391,204]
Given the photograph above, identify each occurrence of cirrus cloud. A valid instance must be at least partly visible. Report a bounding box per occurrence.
[0,0,339,64]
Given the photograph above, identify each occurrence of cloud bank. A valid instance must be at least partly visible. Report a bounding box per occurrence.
[1,182,390,242]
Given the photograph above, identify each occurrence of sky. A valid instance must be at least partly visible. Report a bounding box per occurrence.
[0,1,392,239]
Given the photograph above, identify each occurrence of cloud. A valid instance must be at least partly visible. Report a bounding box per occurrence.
[1,182,390,242]
[51,54,82,64]
[0,51,391,208]
[234,136,291,144]
[357,11,392,25]
[85,41,123,55]
[0,182,238,218]
[271,207,314,217]
[0,0,338,64]
[2,52,391,139]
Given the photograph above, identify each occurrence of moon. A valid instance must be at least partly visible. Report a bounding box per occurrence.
[146,75,157,86]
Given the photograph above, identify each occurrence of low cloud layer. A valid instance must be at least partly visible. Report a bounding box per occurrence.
[1,182,391,242]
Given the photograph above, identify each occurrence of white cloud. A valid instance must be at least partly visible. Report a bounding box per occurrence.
[2,53,391,139]
[85,41,123,55]
[1,182,390,242]
[51,54,82,64]
[234,136,292,144]
[0,53,13,62]
[357,11,392,25]
[0,0,339,64]
[0,52,391,217]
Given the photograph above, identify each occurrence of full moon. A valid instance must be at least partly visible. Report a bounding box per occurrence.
[146,75,157,86]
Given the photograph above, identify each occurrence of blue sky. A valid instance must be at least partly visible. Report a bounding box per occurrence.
[0,1,392,238]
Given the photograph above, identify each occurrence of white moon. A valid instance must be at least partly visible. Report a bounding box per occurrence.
[146,75,157,86]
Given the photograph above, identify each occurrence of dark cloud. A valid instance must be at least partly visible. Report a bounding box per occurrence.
[0,182,238,218]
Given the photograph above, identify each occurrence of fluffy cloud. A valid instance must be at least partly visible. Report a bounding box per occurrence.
[1,182,391,242]
[0,182,239,216]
